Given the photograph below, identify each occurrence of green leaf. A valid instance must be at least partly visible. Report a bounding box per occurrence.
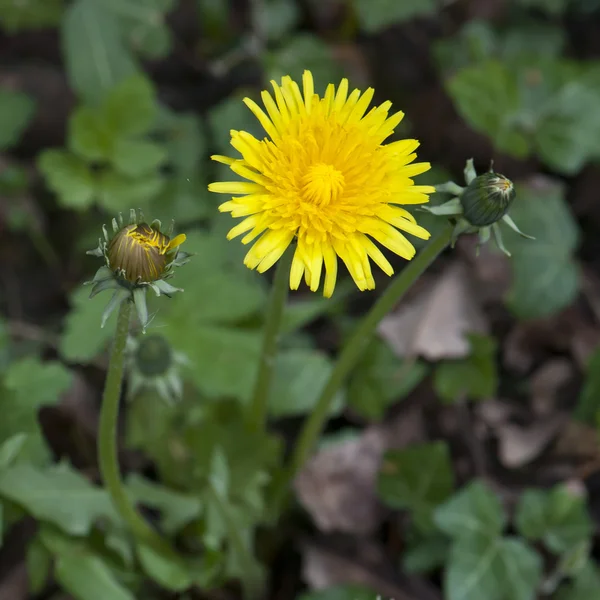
[434,20,497,74]
[0,319,9,374]
[298,585,380,600]
[0,0,63,32]
[131,394,281,552]
[197,0,232,44]
[1,358,73,465]
[136,543,193,591]
[184,327,261,399]
[149,176,212,225]
[97,170,166,212]
[163,267,265,326]
[159,320,264,403]
[403,532,451,574]
[445,532,542,600]
[156,229,267,400]
[446,51,600,173]
[102,0,175,59]
[60,285,118,363]
[348,339,428,420]
[378,442,454,533]
[126,474,201,534]
[515,485,593,554]
[446,60,530,158]
[38,149,96,210]
[0,463,120,535]
[555,560,600,600]
[0,89,36,150]
[263,34,345,94]
[69,106,115,161]
[62,0,139,103]
[0,163,28,197]
[0,434,28,470]
[261,0,300,41]
[501,23,566,65]
[160,110,206,176]
[433,334,497,403]
[26,536,52,595]
[350,0,436,33]
[203,466,264,591]
[111,139,167,176]
[575,347,600,423]
[150,402,277,589]
[282,295,341,334]
[147,111,209,223]
[503,179,580,319]
[208,92,266,156]
[183,401,281,500]
[532,66,600,174]
[435,20,566,75]
[101,74,157,137]
[554,539,592,583]
[267,349,344,418]
[55,543,135,600]
[515,0,571,15]
[434,481,506,539]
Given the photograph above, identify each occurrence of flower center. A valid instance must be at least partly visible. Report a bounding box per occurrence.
[301,163,345,207]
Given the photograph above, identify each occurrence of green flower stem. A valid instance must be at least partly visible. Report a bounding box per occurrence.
[99,299,176,557]
[247,248,293,432]
[272,224,453,510]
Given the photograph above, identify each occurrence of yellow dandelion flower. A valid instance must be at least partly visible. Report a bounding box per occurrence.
[208,70,435,297]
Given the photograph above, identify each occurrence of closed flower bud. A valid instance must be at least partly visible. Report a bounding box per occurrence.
[135,334,173,377]
[460,171,516,227]
[126,334,189,402]
[86,210,191,331]
[108,222,184,284]
[422,159,533,257]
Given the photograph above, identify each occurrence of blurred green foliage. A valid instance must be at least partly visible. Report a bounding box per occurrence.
[378,466,595,600]
[438,19,600,173]
[433,334,497,403]
[1,0,600,598]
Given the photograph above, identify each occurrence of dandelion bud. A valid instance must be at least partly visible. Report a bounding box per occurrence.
[421,159,533,257]
[134,334,173,377]
[460,171,516,227]
[108,223,183,284]
[126,334,188,402]
[86,210,191,331]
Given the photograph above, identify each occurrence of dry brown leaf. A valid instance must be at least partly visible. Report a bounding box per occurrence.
[294,406,425,534]
[476,399,516,427]
[530,358,576,416]
[497,416,565,468]
[301,538,439,600]
[553,420,600,461]
[504,307,599,373]
[477,399,566,468]
[378,261,488,361]
[0,564,28,600]
[294,430,385,534]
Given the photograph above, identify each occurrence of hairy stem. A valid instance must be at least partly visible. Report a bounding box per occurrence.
[98,299,177,557]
